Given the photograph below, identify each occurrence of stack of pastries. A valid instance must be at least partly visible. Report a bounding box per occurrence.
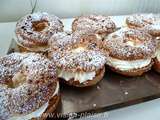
[0,12,160,119]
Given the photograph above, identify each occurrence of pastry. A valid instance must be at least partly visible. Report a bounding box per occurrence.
[104,27,157,76]
[50,46,106,87]
[126,14,155,29]
[0,53,59,119]
[15,12,63,52]
[72,14,116,39]
[144,21,160,37]
[142,21,160,73]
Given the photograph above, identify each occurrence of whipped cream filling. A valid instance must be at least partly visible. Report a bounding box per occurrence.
[58,69,96,83]
[9,82,59,120]
[107,57,151,71]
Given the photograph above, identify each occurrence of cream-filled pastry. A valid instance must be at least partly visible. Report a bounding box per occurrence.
[104,27,157,76]
[15,12,63,52]
[0,53,60,120]
[50,46,106,87]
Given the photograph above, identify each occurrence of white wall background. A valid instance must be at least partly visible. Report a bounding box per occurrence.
[0,0,160,22]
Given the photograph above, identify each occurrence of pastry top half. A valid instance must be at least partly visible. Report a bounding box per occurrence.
[50,46,106,72]
[72,14,116,35]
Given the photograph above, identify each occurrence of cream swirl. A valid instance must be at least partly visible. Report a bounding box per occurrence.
[107,57,151,71]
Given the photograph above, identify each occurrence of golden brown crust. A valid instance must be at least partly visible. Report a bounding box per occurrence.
[17,44,29,52]
[126,24,141,29]
[17,43,49,55]
[72,14,116,35]
[104,27,157,60]
[153,57,160,73]
[108,61,153,76]
[61,67,105,87]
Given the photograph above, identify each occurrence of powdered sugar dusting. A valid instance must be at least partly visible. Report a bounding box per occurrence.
[15,12,64,49]
[144,21,160,36]
[104,27,157,60]
[51,47,106,72]
[0,53,57,118]
[72,14,116,35]
[48,30,104,55]
[49,31,78,51]
[126,14,155,28]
